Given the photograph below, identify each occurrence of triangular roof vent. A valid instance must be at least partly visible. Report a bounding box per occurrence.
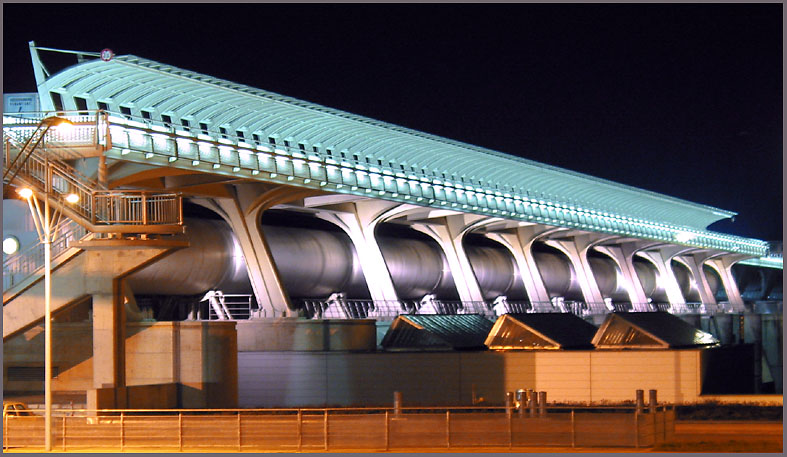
[381,314,493,351]
[592,312,719,349]
[485,313,598,350]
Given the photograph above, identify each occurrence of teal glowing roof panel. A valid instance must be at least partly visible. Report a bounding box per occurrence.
[29,50,769,256]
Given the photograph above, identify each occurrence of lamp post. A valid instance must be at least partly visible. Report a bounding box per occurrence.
[14,115,75,452]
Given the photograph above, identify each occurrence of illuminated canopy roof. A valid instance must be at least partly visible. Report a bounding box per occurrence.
[28,47,768,256]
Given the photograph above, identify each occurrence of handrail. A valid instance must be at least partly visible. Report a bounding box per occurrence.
[3,219,89,291]
[4,125,183,230]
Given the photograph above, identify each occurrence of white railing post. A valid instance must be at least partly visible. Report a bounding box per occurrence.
[178,412,183,452]
[120,411,125,451]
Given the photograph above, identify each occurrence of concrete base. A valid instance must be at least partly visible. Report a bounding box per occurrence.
[237,318,376,352]
[3,320,238,409]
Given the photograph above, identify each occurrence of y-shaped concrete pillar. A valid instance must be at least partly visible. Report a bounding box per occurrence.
[486,225,561,311]
[544,234,612,312]
[412,214,487,304]
[595,242,651,311]
[315,200,403,303]
[705,254,748,312]
[675,252,718,313]
[197,184,319,317]
[636,246,692,312]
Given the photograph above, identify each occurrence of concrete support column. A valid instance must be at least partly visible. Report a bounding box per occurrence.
[636,247,688,311]
[91,288,123,392]
[198,184,320,317]
[316,200,401,303]
[210,197,290,317]
[79,246,174,404]
[544,234,608,311]
[595,243,649,310]
[97,155,108,190]
[486,225,557,311]
[676,253,718,313]
[705,255,748,312]
[412,215,486,303]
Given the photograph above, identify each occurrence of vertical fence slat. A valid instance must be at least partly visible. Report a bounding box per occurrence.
[445,410,450,448]
[297,410,302,451]
[323,410,329,451]
[384,410,389,451]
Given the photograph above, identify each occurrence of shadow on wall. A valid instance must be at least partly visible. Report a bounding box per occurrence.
[3,316,238,409]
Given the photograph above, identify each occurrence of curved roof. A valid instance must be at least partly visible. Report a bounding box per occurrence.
[35,53,738,232]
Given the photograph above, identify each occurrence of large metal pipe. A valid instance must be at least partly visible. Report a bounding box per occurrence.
[127,218,251,295]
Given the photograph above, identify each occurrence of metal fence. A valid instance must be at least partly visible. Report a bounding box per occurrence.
[3,405,674,452]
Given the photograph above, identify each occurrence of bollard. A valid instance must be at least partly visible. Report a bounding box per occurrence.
[516,389,526,416]
[528,389,536,418]
[635,389,644,414]
[538,391,547,417]
[648,390,657,414]
[394,391,402,416]
[505,392,514,416]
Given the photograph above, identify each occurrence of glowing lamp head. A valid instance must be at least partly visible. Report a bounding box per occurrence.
[17,188,33,199]
[42,116,74,127]
[3,236,20,255]
[65,193,80,204]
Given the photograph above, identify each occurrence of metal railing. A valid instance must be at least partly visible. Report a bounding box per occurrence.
[205,294,256,320]
[2,219,89,291]
[4,123,183,231]
[2,405,674,452]
[190,297,736,322]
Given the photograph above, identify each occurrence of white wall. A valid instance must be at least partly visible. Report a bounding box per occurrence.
[238,349,703,408]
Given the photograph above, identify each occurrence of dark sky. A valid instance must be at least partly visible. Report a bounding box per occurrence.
[3,4,783,241]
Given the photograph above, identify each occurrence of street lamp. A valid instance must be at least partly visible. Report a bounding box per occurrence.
[13,116,77,452]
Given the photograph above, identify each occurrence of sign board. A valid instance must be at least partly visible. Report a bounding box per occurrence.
[100,48,114,62]
[3,93,40,114]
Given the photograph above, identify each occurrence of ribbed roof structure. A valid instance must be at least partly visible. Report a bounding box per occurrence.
[36,53,738,232]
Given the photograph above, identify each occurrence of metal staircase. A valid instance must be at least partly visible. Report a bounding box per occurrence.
[3,112,185,298]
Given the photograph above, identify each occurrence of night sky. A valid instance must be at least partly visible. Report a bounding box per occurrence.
[3,4,783,241]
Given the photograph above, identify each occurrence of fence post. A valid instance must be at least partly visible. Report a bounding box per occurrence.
[570,409,575,448]
[323,410,328,451]
[384,410,389,451]
[508,405,513,449]
[297,410,303,451]
[62,416,67,451]
[538,392,546,417]
[237,411,242,451]
[178,412,183,452]
[120,411,124,452]
[445,410,450,448]
[3,412,7,449]
[634,410,639,448]
[394,391,402,416]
